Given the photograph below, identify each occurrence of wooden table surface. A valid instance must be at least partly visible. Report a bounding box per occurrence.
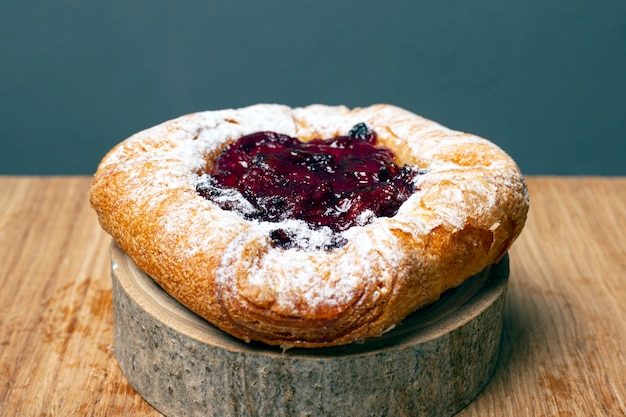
[0,176,625,416]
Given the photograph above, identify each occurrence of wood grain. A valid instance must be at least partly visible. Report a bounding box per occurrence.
[0,177,157,416]
[111,242,508,417]
[0,176,625,416]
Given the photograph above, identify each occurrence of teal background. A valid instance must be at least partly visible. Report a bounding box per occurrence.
[1,1,625,175]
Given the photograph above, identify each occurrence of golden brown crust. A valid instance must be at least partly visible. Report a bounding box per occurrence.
[90,104,529,348]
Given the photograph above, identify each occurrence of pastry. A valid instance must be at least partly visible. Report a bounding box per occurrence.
[90,104,529,348]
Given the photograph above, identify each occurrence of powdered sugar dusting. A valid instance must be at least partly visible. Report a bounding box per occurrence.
[216,219,404,315]
[93,103,527,320]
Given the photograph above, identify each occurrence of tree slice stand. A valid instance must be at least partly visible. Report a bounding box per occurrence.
[110,241,509,417]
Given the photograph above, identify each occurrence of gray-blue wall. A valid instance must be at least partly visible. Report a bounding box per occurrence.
[2,1,624,175]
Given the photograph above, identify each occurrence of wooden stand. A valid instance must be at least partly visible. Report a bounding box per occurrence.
[111,241,509,417]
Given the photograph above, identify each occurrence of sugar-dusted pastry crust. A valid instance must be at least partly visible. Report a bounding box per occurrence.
[90,104,529,348]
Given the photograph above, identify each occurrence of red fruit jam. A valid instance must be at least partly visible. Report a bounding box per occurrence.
[197,123,423,249]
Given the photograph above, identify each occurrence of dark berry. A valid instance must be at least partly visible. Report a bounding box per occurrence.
[269,228,293,247]
[348,122,376,144]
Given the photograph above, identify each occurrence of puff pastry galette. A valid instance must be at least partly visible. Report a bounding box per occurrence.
[90,104,529,348]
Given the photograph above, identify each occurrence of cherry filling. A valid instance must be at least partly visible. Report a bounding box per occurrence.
[197,123,423,249]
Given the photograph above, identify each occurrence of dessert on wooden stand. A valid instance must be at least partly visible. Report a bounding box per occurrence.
[90,104,528,416]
